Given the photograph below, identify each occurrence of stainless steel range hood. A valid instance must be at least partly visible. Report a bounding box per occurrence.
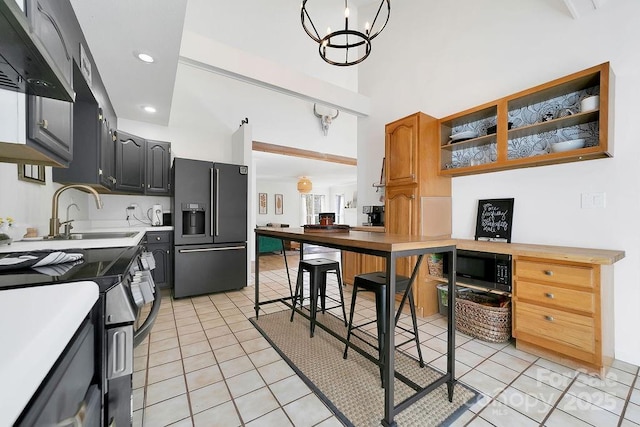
[0,0,74,102]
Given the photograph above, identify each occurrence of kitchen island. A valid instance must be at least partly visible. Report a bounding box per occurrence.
[254,227,457,427]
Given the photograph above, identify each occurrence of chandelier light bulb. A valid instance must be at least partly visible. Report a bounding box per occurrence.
[326,27,331,35]
[344,7,349,18]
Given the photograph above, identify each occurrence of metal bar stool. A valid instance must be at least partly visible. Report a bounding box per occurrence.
[343,271,425,386]
[290,258,348,337]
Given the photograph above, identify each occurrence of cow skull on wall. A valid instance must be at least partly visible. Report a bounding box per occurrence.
[313,104,339,136]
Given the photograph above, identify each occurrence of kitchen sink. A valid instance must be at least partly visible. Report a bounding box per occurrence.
[67,231,139,240]
[44,231,140,240]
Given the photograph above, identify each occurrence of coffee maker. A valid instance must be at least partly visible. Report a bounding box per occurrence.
[363,205,384,226]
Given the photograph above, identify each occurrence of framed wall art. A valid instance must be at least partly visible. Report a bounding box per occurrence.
[258,193,267,214]
[275,194,283,215]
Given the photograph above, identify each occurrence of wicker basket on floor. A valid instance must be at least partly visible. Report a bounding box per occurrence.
[455,292,511,343]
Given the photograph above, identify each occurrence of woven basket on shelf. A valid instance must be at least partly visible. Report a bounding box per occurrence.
[455,292,511,343]
[427,256,443,277]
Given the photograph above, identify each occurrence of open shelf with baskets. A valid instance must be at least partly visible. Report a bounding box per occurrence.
[439,62,613,176]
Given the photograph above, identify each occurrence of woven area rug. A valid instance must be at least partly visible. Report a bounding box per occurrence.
[250,309,479,426]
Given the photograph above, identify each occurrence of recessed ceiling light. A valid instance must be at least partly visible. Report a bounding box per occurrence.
[143,106,156,113]
[136,52,155,63]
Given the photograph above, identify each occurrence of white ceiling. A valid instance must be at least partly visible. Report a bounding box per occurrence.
[68,1,595,187]
[69,0,357,187]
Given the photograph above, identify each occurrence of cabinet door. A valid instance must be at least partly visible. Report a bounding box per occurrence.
[99,114,115,189]
[145,140,171,195]
[26,0,73,165]
[115,131,145,193]
[386,186,418,236]
[149,245,172,289]
[385,114,418,187]
[386,185,418,277]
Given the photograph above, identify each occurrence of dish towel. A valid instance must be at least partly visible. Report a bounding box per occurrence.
[0,251,84,272]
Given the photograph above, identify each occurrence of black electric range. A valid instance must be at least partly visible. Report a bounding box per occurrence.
[2,244,159,427]
[0,246,142,291]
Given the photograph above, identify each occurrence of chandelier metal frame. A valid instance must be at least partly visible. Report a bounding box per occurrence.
[301,0,391,66]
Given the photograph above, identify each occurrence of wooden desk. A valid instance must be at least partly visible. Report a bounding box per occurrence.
[254,227,457,427]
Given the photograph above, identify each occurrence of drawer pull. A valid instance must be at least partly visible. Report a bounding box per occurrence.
[544,315,554,322]
[156,237,161,241]
[544,293,555,299]
[544,270,554,276]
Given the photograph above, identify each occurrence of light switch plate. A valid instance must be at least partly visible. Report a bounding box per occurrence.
[581,192,606,209]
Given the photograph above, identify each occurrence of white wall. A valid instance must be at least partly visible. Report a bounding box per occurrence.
[357,0,640,365]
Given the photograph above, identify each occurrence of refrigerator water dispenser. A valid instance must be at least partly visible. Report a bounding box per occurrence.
[182,203,205,235]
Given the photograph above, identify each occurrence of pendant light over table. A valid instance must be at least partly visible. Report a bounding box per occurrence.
[297,177,312,193]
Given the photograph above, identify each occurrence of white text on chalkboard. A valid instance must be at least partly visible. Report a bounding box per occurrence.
[480,203,509,234]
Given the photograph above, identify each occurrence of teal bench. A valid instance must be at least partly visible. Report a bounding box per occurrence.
[258,235,283,253]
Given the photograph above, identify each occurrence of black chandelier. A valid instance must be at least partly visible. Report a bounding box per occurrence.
[301,0,391,66]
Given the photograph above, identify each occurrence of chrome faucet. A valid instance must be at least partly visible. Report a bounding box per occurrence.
[49,184,103,238]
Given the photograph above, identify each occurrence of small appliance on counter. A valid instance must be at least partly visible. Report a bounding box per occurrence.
[362,205,384,226]
[151,204,163,226]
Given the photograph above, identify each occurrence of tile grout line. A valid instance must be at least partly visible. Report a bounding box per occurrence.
[466,351,540,426]
[616,365,640,427]
[537,373,580,426]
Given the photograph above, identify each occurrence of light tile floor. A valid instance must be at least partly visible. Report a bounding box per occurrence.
[134,252,640,426]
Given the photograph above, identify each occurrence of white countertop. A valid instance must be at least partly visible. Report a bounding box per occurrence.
[0,281,99,425]
[0,225,173,253]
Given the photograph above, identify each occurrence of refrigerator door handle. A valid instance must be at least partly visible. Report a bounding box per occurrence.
[215,168,220,237]
[178,246,245,253]
[210,168,214,237]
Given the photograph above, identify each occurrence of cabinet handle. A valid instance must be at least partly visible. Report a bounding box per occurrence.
[108,417,116,427]
[544,315,554,322]
[409,194,415,199]
[56,401,86,427]
[543,270,554,276]
[39,119,48,129]
[410,173,415,180]
[544,292,554,299]
[156,237,161,241]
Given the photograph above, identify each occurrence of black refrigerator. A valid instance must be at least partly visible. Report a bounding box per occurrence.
[172,158,248,298]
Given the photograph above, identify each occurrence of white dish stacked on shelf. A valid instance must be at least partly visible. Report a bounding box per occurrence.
[449,130,478,143]
[550,138,585,153]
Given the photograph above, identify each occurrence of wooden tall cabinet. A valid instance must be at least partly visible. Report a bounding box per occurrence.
[384,112,452,315]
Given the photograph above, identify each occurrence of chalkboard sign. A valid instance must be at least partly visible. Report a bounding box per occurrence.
[475,198,514,243]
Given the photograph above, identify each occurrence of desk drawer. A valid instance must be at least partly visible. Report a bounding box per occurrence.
[515,302,595,353]
[516,281,595,313]
[516,259,594,289]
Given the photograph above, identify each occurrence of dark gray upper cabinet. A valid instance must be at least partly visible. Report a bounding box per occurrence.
[25,0,74,166]
[115,131,146,194]
[99,111,115,188]
[0,0,74,101]
[146,140,171,195]
[53,62,116,189]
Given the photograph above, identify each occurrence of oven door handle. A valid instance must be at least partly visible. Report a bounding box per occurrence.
[133,292,161,348]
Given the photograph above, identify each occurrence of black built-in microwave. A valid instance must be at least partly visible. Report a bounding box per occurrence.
[443,249,512,293]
